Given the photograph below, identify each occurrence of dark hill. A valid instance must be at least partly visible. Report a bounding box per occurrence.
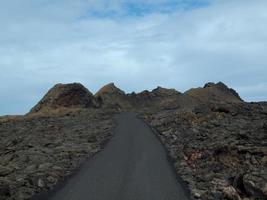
[95,83,132,110]
[184,82,243,103]
[30,83,99,113]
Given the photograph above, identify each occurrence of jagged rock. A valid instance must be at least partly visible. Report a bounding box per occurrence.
[243,173,267,199]
[185,82,243,103]
[0,108,116,200]
[30,83,99,113]
[141,100,267,200]
[203,82,216,88]
[151,86,180,96]
[95,83,125,97]
[0,166,12,176]
[37,178,45,188]
[223,186,241,200]
[95,83,131,110]
[47,176,57,184]
[215,82,241,100]
[38,163,53,171]
[25,165,37,173]
[95,83,185,111]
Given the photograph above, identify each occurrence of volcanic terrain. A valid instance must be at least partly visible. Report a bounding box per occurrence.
[0,82,266,200]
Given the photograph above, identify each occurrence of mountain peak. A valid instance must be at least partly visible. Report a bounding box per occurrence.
[95,83,125,97]
[152,86,180,96]
[203,82,242,100]
[204,82,229,90]
[185,81,243,103]
[30,83,97,113]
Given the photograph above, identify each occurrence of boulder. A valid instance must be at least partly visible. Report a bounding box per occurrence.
[243,173,267,199]
[0,166,12,176]
[223,186,241,200]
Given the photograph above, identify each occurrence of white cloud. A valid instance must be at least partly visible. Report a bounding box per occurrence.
[0,0,267,115]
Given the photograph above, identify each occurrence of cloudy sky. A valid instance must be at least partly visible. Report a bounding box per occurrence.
[0,0,267,115]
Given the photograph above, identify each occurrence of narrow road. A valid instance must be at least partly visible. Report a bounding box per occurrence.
[33,113,190,200]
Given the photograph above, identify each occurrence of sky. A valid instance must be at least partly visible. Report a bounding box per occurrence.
[0,0,267,115]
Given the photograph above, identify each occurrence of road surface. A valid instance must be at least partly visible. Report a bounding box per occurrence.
[33,113,190,200]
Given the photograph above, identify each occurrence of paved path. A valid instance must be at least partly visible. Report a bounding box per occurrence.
[33,113,190,200]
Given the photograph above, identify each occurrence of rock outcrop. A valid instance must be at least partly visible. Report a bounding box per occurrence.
[185,82,243,103]
[95,84,189,111]
[95,83,132,110]
[30,83,99,113]
[127,86,201,112]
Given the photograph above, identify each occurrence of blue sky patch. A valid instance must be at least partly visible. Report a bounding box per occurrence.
[82,0,210,19]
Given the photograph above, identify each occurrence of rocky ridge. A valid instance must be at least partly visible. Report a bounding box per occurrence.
[95,83,132,110]
[0,82,119,200]
[185,82,243,103]
[0,81,266,200]
[141,102,267,200]
[139,83,267,200]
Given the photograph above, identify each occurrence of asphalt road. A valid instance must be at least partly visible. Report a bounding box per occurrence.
[33,113,190,200]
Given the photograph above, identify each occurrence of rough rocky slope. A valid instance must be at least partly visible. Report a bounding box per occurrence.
[140,83,267,200]
[0,83,117,200]
[95,83,132,110]
[185,82,243,103]
[0,110,114,200]
[0,109,116,200]
[30,83,100,113]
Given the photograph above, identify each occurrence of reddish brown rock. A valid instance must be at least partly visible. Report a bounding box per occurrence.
[30,83,99,113]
